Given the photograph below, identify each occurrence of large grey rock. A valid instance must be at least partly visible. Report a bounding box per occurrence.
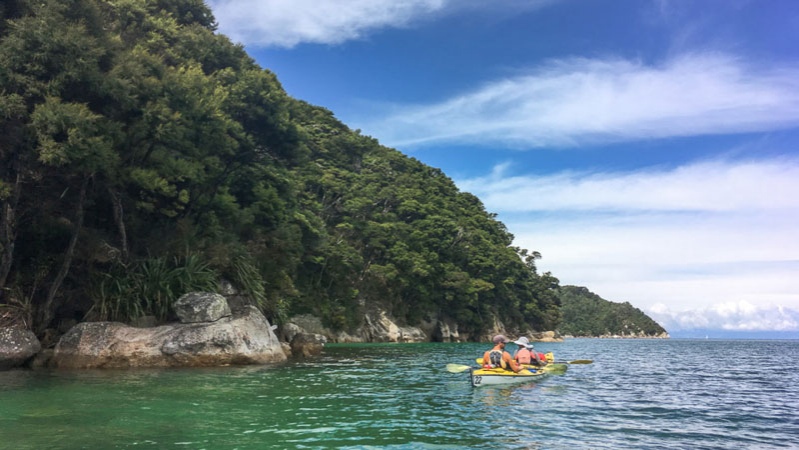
[331,330,365,343]
[173,292,231,323]
[278,322,303,343]
[0,327,41,370]
[290,333,327,358]
[530,331,564,342]
[52,306,286,369]
[434,319,461,343]
[288,314,329,335]
[361,309,400,342]
[398,326,426,343]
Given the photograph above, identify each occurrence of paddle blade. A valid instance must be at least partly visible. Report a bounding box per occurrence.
[568,359,593,365]
[543,363,568,375]
[446,364,472,373]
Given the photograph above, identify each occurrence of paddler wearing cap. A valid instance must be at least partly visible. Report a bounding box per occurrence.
[482,334,521,372]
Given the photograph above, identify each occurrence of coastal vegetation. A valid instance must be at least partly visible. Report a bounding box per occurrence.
[557,285,667,337]
[0,0,561,340]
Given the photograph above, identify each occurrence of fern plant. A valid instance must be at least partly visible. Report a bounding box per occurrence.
[87,253,219,323]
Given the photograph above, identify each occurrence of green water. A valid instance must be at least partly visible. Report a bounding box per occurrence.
[2,343,477,449]
[2,340,798,449]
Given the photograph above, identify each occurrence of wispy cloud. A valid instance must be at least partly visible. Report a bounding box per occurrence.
[208,0,446,47]
[356,54,799,148]
[208,0,555,48]
[455,158,799,329]
[458,159,799,213]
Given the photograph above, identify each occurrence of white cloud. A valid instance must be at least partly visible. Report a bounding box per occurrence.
[459,159,799,213]
[454,158,799,325]
[356,53,799,148]
[208,0,555,48]
[648,301,799,332]
[208,0,446,48]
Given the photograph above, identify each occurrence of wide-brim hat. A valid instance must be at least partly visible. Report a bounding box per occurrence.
[513,336,530,346]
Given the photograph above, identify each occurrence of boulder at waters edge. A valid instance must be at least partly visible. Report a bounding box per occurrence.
[53,304,285,369]
[0,327,41,370]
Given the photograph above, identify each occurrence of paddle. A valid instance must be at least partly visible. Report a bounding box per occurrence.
[542,363,568,375]
[448,358,591,374]
[447,362,568,375]
[446,363,473,373]
[476,357,592,366]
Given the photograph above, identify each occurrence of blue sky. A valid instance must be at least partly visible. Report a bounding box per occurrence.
[207,0,799,337]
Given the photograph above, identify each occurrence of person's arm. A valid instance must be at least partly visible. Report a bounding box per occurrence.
[505,352,520,372]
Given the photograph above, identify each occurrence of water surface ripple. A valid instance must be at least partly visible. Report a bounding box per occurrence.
[1,339,797,449]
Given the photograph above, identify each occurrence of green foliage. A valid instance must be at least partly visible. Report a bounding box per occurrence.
[88,253,218,323]
[229,254,287,324]
[31,97,116,170]
[1,0,562,338]
[0,287,33,329]
[557,285,666,337]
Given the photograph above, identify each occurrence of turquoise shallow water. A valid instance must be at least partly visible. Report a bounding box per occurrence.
[1,339,798,449]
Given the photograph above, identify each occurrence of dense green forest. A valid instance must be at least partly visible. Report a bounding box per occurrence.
[557,286,667,337]
[0,0,561,341]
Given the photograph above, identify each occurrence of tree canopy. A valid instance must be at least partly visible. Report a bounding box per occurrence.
[0,0,561,339]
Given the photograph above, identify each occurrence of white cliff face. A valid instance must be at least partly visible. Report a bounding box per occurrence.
[284,309,430,343]
[282,309,564,344]
[52,301,286,369]
[361,309,400,342]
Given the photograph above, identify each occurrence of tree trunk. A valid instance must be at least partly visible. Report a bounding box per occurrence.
[0,171,22,291]
[37,175,88,333]
[108,187,129,262]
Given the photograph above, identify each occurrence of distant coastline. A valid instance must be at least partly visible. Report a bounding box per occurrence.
[668,330,799,340]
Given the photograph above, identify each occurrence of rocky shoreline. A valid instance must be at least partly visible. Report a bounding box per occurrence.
[1,290,567,371]
[561,332,670,339]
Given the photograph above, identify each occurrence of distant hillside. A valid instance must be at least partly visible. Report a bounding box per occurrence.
[557,286,668,338]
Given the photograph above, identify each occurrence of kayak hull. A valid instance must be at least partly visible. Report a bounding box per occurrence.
[469,366,552,387]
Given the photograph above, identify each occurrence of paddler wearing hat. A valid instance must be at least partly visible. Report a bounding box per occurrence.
[512,336,533,364]
[482,334,521,372]
[512,336,546,366]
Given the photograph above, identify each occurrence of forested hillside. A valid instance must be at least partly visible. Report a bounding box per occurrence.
[0,0,561,340]
[557,286,667,337]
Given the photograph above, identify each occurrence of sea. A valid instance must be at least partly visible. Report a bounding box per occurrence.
[1,339,797,449]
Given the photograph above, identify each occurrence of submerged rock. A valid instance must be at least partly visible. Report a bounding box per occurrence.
[0,327,41,370]
[52,305,285,369]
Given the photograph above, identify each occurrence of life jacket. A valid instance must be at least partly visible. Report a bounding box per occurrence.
[515,348,532,364]
[487,350,506,369]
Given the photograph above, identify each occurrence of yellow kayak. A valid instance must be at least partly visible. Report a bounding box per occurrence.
[471,352,565,387]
